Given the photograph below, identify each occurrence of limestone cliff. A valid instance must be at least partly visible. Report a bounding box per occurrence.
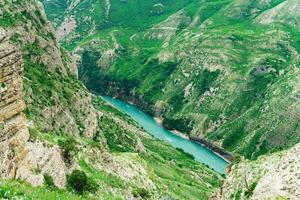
[0,28,29,179]
[0,0,104,187]
[0,28,67,188]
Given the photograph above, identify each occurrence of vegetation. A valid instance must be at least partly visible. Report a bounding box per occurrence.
[67,170,97,194]
[42,0,300,159]
[2,0,299,199]
[43,174,57,190]
[58,138,77,163]
[0,179,86,200]
[1,0,222,199]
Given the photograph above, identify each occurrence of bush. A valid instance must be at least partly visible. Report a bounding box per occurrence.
[194,69,220,96]
[43,174,57,190]
[67,170,97,194]
[245,181,258,197]
[58,138,77,163]
[132,188,151,199]
[175,148,195,159]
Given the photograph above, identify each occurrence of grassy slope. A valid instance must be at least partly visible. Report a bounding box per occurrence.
[42,0,300,159]
[91,97,222,199]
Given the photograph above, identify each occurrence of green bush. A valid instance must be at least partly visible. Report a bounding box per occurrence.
[132,188,151,199]
[58,138,77,163]
[163,117,194,134]
[194,69,220,96]
[67,170,97,194]
[245,181,258,197]
[43,174,57,190]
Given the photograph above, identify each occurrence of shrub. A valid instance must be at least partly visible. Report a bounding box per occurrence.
[245,181,258,197]
[132,188,151,199]
[163,117,194,134]
[58,138,77,163]
[175,148,195,159]
[194,69,220,96]
[67,170,97,194]
[43,174,57,190]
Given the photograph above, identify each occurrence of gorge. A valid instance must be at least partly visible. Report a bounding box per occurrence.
[102,96,228,174]
[1,0,300,199]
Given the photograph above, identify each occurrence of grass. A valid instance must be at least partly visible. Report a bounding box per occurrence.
[0,179,85,200]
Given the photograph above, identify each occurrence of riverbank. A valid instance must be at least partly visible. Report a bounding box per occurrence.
[153,117,233,163]
[189,136,234,163]
[101,95,228,173]
[154,117,189,140]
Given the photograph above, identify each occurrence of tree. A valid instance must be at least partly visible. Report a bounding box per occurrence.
[67,170,97,194]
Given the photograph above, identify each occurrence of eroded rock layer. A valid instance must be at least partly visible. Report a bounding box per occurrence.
[0,28,29,178]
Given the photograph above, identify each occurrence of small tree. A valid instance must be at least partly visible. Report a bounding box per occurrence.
[67,170,97,194]
[133,188,151,199]
[67,170,87,194]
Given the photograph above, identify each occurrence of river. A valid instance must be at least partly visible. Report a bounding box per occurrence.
[102,96,228,174]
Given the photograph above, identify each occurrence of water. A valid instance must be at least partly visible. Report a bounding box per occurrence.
[102,96,228,174]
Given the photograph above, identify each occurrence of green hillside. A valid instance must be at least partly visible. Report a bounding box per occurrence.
[42,0,300,160]
[0,0,221,199]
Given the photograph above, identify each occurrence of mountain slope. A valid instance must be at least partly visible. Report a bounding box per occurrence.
[42,0,300,159]
[0,0,221,199]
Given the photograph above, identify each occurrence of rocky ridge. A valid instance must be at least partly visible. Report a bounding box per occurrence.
[212,144,300,200]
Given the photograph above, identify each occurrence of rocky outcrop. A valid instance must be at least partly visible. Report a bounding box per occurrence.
[252,144,300,200]
[212,143,300,200]
[0,28,30,179]
[189,136,234,163]
[55,16,76,41]
[256,0,300,28]
[16,142,67,188]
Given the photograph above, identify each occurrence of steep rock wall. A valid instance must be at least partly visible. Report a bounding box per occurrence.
[0,28,67,188]
[1,0,99,138]
[0,28,29,179]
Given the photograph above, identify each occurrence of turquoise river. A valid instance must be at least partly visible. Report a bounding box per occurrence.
[102,96,228,174]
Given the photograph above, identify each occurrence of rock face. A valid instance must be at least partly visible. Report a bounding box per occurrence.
[16,142,67,188]
[252,144,300,200]
[212,143,300,200]
[0,28,30,179]
[0,28,67,188]
[256,0,300,28]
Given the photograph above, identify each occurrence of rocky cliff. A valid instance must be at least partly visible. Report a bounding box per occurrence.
[212,144,300,200]
[0,27,67,188]
[1,0,99,138]
[0,28,29,179]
